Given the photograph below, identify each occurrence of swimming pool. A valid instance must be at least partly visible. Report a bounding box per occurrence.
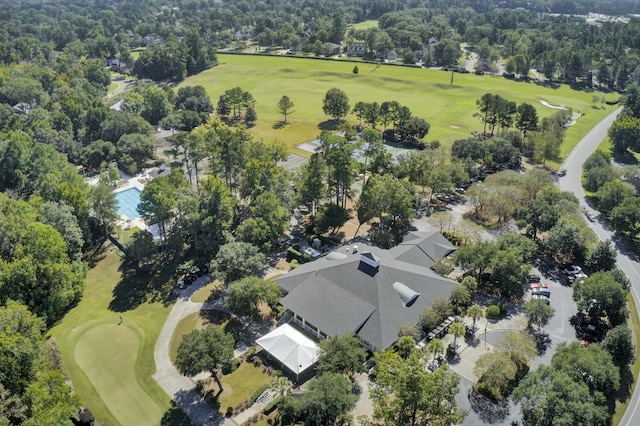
[115,187,142,220]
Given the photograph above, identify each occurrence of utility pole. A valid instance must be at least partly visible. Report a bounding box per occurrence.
[450,60,455,86]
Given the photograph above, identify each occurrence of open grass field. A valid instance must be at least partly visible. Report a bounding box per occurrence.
[49,246,190,426]
[349,20,379,30]
[180,53,618,159]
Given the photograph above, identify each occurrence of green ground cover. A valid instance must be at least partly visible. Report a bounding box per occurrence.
[218,362,272,413]
[108,81,119,94]
[349,20,379,30]
[613,294,640,425]
[169,312,200,363]
[49,246,189,425]
[130,47,146,60]
[181,54,617,158]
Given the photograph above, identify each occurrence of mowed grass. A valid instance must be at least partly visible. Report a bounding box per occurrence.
[181,54,617,157]
[349,20,379,30]
[218,362,272,412]
[169,311,200,363]
[49,247,188,426]
[613,294,640,424]
[75,324,162,425]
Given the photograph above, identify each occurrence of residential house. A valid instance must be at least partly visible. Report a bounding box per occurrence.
[276,231,457,353]
[12,102,36,115]
[347,42,367,57]
[234,26,255,41]
[385,49,397,62]
[326,42,341,56]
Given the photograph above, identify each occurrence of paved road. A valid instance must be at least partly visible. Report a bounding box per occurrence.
[152,279,236,426]
[557,106,640,425]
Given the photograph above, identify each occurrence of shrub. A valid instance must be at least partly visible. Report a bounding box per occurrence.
[486,305,501,319]
[263,396,282,414]
[490,300,507,316]
[226,407,234,417]
[222,358,240,374]
[289,259,299,269]
[477,383,501,401]
[251,384,270,402]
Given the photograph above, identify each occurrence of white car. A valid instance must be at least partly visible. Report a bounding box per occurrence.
[568,272,588,283]
[562,265,582,275]
[532,294,551,305]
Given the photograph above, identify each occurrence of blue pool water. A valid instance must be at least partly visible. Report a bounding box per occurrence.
[115,187,142,220]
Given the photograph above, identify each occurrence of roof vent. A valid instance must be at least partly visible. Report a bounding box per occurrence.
[392,282,420,307]
[360,251,380,269]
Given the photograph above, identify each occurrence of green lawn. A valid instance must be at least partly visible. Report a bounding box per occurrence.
[169,312,200,363]
[218,362,272,413]
[181,54,617,157]
[191,280,222,303]
[108,81,120,95]
[130,47,146,60]
[49,246,190,426]
[613,294,640,425]
[349,20,379,31]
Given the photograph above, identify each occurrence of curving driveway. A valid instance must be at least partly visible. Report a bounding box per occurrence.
[152,280,236,426]
[557,106,640,425]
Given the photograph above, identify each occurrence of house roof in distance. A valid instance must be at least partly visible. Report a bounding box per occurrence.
[276,231,457,351]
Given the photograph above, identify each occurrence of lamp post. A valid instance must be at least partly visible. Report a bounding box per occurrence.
[484,319,488,350]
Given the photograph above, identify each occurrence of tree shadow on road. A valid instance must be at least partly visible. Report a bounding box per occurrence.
[468,388,511,424]
[608,364,634,414]
[528,329,552,356]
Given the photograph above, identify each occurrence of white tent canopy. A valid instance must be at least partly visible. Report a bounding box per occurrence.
[256,324,319,375]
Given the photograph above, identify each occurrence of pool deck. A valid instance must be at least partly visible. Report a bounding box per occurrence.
[88,169,161,239]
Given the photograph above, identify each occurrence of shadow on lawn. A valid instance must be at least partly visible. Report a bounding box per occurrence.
[317,119,340,131]
[160,401,195,426]
[109,260,175,312]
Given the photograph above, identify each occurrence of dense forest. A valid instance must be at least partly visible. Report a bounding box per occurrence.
[2,1,640,88]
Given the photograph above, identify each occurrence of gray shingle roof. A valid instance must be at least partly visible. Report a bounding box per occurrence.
[276,231,457,352]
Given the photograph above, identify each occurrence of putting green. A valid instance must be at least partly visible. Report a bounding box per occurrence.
[75,324,163,426]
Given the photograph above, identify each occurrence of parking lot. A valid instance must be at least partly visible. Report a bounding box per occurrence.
[449,264,580,425]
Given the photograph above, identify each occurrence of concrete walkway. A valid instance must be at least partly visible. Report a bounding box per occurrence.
[152,278,237,426]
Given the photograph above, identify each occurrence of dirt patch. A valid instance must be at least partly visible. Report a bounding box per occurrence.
[450,125,460,129]
[275,258,291,271]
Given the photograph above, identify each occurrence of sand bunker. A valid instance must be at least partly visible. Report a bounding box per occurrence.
[540,100,567,110]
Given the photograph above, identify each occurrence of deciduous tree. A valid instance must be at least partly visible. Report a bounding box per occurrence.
[322,88,350,121]
[523,299,554,329]
[372,349,467,425]
[175,325,235,394]
[226,276,281,318]
[317,333,367,378]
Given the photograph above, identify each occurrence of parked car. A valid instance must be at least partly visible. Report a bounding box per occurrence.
[567,272,588,284]
[529,274,541,283]
[562,265,582,275]
[176,280,186,289]
[532,294,551,305]
[585,211,596,222]
[531,283,550,297]
[557,168,567,177]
